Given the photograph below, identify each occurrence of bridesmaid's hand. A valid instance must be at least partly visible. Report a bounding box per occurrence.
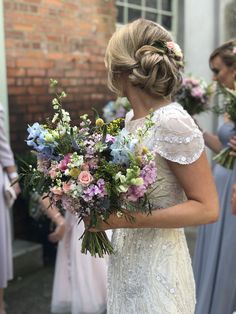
[228,136,236,156]
[48,218,66,242]
[12,181,21,196]
[231,184,236,215]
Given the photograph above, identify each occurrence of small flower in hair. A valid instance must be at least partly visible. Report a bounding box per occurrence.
[151,40,183,59]
[166,42,175,50]
[168,42,183,58]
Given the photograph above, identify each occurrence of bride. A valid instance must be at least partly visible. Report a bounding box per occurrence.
[86,18,219,314]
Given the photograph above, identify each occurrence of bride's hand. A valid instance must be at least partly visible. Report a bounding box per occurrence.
[83,215,108,232]
[83,211,133,232]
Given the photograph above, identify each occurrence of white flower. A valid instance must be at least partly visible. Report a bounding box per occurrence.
[52,113,59,124]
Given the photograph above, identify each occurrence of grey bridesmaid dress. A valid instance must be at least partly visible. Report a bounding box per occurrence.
[193,121,236,314]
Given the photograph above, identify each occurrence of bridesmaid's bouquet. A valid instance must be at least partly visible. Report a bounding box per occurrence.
[22,79,158,257]
[174,75,212,116]
[102,97,131,122]
[212,82,236,169]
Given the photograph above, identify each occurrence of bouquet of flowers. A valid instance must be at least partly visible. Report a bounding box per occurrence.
[102,97,131,122]
[174,75,212,115]
[212,82,236,169]
[22,79,158,257]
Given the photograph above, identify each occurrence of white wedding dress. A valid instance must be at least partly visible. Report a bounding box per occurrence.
[107,102,204,314]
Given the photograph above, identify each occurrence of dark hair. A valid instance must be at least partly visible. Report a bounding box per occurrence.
[209,39,236,67]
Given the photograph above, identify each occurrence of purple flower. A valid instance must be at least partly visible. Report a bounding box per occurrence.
[82,179,107,202]
[124,185,147,202]
[105,134,115,143]
[141,161,157,187]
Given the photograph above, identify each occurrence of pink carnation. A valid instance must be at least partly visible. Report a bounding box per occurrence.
[62,182,72,193]
[59,154,71,171]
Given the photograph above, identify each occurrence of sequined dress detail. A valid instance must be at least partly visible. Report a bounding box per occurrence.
[107,103,204,314]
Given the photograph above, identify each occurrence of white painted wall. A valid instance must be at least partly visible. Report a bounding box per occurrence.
[0,0,9,135]
[184,0,220,159]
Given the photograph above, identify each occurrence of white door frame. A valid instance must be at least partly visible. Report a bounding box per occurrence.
[0,0,9,135]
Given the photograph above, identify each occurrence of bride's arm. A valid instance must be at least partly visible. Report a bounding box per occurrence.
[87,151,219,231]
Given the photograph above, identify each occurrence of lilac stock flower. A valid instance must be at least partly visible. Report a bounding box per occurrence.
[105,134,115,143]
[82,179,107,202]
[124,184,147,202]
[141,161,157,187]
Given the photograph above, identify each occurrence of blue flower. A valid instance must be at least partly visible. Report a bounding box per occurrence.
[27,122,45,140]
[110,129,137,166]
[26,122,58,157]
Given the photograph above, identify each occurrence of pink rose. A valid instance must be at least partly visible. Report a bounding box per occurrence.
[78,171,93,186]
[166,41,175,49]
[191,86,204,98]
[62,182,72,193]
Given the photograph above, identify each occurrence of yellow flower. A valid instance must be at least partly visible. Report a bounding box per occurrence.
[142,147,149,154]
[95,118,105,127]
[69,167,80,178]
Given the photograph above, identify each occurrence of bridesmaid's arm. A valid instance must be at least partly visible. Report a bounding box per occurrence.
[203,131,222,153]
[40,196,66,242]
[86,152,219,231]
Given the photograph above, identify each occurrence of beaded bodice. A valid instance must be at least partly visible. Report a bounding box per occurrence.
[107,103,204,314]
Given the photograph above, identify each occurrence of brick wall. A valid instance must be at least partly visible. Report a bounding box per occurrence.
[4,0,116,152]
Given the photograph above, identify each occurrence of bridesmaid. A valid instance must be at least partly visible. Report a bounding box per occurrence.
[0,103,20,314]
[193,39,236,314]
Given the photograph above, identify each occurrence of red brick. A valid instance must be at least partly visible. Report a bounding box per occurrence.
[8,67,25,78]
[16,58,54,68]
[27,86,48,95]
[8,86,27,95]
[4,0,117,153]
[27,68,46,76]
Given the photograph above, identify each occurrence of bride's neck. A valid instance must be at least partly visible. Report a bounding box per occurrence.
[126,88,171,120]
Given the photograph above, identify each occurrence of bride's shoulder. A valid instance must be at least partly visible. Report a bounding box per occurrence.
[154,102,199,133]
[151,102,204,164]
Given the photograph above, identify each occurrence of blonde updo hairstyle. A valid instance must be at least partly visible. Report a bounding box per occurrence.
[105,18,183,98]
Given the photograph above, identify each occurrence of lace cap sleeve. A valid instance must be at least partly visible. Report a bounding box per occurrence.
[153,104,204,164]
